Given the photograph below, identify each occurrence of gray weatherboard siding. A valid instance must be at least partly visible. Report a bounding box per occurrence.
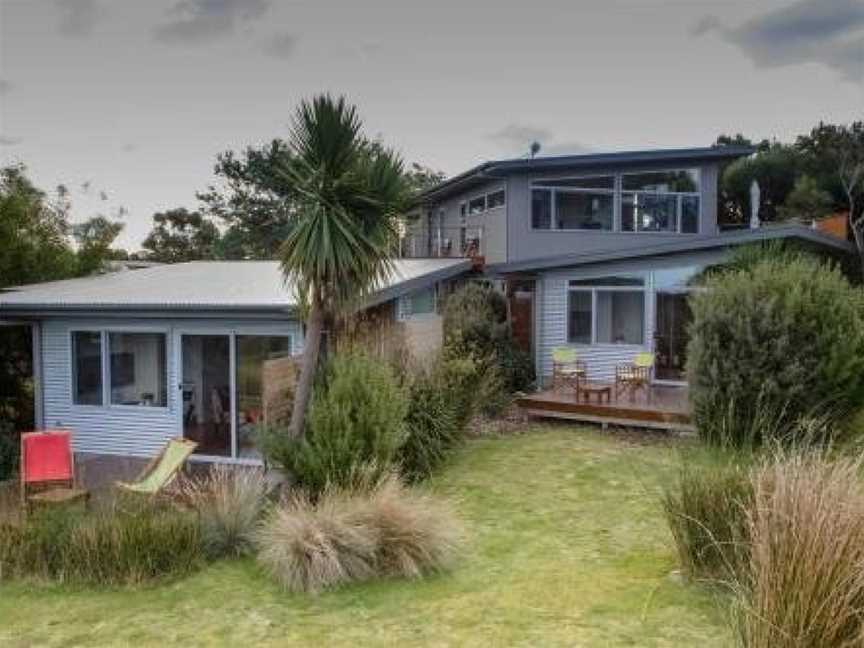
[420,161,719,264]
[40,317,302,458]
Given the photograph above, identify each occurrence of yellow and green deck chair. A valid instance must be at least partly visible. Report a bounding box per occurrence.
[116,438,197,495]
[615,352,655,400]
[551,347,587,392]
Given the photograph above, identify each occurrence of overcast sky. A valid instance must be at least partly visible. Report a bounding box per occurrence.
[1,0,862,250]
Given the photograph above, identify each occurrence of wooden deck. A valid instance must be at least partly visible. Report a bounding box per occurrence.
[517,384,693,432]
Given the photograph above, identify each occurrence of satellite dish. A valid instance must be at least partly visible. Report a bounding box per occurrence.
[530,141,541,159]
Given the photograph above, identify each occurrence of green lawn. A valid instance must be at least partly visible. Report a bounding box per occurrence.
[0,426,728,647]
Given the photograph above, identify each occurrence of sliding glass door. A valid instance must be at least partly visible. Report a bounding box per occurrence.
[654,293,692,382]
[180,335,232,457]
[178,331,293,461]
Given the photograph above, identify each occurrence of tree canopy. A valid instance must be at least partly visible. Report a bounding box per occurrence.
[141,207,221,263]
[716,121,863,227]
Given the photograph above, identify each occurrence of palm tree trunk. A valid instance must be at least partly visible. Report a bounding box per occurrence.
[289,291,324,439]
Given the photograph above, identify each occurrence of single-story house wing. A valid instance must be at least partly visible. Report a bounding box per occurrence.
[0,258,471,464]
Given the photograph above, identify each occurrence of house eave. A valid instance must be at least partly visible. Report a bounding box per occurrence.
[484,225,856,276]
[412,145,755,206]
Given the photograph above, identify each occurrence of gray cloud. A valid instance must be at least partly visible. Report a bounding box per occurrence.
[120,143,137,153]
[488,123,589,157]
[56,0,102,38]
[0,136,23,146]
[694,0,864,82]
[261,32,297,59]
[0,79,11,96]
[153,0,270,45]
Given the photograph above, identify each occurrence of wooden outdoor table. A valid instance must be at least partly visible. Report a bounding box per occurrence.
[577,382,612,404]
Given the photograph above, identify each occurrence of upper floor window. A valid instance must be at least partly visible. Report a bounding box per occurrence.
[531,176,614,231]
[468,195,486,215]
[486,190,506,210]
[531,169,701,234]
[621,169,700,234]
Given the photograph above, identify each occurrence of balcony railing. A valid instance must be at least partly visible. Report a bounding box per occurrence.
[399,226,484,259]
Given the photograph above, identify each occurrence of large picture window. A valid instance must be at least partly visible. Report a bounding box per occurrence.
[567,277,645,345]
[621,169,701,234]
[108,332,167,406]
[72,330,168,407]
[531,169,700,234]
[72,331,103,405]
[532,176,614,231]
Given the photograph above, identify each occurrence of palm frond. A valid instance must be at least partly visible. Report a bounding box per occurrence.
[277,94,408,315]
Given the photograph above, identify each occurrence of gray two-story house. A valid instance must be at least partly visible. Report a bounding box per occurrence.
[405,146,854,386]
[0,146,855,463]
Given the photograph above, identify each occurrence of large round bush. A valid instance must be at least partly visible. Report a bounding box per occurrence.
[687,255,864,446]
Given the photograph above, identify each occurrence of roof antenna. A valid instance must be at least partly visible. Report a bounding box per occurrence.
[529,141,541,159]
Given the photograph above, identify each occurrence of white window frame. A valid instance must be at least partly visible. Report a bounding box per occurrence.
[566,280,647,346]
[69,326,170,411]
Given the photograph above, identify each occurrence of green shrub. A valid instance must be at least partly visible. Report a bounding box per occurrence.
[443,283,535,402]
[255,474,462,594]
[264,350,408,495]
[661,451,753,582]
[688,254,864,447]
[179,465,270,558]
[0,499,202,585]
[399,363,462,482]
[731,450,864,648]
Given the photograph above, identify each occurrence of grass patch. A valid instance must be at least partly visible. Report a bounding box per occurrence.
[0,426,728,647]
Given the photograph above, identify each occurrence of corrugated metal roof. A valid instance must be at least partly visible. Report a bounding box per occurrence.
[0,258,472,314]
[414,145,755,204]
[484,225,856,275]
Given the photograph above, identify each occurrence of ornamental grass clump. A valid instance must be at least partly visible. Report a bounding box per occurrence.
[661,451,753,582]
[732,450,864,648]
[255,474,463,594]
[0,498,202,586]
[179,464,270,558]
[255,490,379,594]
[357,474,462,579]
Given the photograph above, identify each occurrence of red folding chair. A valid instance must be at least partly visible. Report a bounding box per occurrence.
[20,430,89,511]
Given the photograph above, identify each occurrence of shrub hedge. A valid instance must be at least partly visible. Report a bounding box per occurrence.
[687,254,864,447]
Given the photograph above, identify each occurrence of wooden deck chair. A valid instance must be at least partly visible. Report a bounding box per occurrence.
[20,429,89,511]
[615,352,655,400]
[116,438,197,495]
[551,347,587,392]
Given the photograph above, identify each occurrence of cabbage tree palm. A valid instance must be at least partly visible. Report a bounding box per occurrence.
[279,94,406,438]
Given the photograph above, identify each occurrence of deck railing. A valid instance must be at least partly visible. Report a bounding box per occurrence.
[399,226,484,259]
